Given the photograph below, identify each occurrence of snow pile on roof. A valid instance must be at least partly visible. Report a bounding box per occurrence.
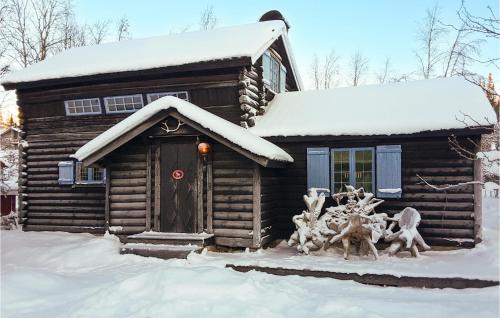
[2,20,291,86]
[73,96,293,163]
[251,77,497,137]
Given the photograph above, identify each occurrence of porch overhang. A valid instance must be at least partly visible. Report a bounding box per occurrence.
[72,96,293,168]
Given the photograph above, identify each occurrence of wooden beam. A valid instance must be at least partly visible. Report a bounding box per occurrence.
[154,145,161,231]
[145,145,152,231]
[104,163,111,232]
[473,151,483,244]
[252,163,262,248]
[206,154,213,233]
[197,153,204,233]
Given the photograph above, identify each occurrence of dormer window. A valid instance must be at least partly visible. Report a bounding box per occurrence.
[262,51,287,93]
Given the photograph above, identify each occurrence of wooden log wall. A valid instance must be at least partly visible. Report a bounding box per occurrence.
[107,141,148,234]
[211,143,256,248]
[271,136,480,246]
[259,167,287,247]
[238,66,263,128]
[16,70,244,234]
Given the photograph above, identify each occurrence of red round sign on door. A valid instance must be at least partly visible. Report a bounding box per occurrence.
[172,169,184,180]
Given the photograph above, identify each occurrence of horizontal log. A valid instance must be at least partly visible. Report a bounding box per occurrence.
[238,73,258,86]
[28,199,104,206]
[238,88,260,101]
[213,194,253,203]
[213,169,254,177]
[404,167,473,176]
[27,167,59,174]
[419,219,474,228]
[215,237,253,248]
[26,186,105,193]
[110,210,146,218]
[110,186,147,195]
[27,140,89,149]
[213,178,253,186]
[214,212,253,221]
[110,202,146,210]
[27,154,72,161]
[28,192,104,199]
[108,162,147,171]
[110,170,147,179]
[110,178,146,187]
[28,212,104,219]
[403,176,474,184]
[419,228,474,238]
[384,210,474,220]
[110,194,146,203]
[383,201,474,210]
[27,218,105,226]
[110,219,146,226]
[401,192,474,202]
[403,184,474,193]
[27,160,60,168]
[27,132,99,142]
[213,203,253,212]
[214,228,252,238]
[29,206,104,212]
[213,220,253,230]
[27,146,80,155]
[27,173,59,181]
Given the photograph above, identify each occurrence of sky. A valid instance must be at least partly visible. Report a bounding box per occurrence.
[1,0,499,119]
[72,0,499,88]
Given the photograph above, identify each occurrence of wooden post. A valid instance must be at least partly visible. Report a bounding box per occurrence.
[145,145,152,231]
[473,155,483,244]
[206,154,213,233]
[105,163,110,232]
[252,162,261,248]
[154,145,161,231]
[197,155,204,233]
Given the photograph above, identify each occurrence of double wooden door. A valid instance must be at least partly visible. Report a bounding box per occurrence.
[160,139,198,233]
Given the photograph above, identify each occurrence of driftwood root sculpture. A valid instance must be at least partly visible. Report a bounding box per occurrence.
[384,207,431,257]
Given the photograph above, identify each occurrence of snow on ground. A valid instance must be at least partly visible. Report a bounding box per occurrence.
[192,197,500,281]
[1,230,499,318]
[1,197,499,317]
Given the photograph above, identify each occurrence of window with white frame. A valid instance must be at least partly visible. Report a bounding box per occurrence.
[75,162,105,184]
[104,95,144,113]
[262,51,287,93]
[147,91,189,103]
[64,98,101,115]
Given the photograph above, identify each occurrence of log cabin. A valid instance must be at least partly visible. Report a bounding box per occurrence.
[1,11,495,255]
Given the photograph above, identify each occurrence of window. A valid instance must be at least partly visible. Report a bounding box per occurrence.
[75,162,105,184]
[104,95,144,113]
[262,51,287,93]
[147,91,189,103]
[332,148,374,193]
[64,98,101,115]
[307,145,401,198]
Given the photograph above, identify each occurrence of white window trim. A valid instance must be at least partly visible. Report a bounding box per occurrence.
[146,91,189,103]
[75,162,106,185]
[64,98,102,116]
[104,94,144,114]
[263,51,286,93]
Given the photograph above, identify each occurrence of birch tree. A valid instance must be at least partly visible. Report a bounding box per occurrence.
[117,16,131,41]
[348,50,369,86]
[310,50,340,89]
[199,6,217,30]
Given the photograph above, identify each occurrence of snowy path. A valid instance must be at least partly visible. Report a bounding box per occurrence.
[1,228,499,318]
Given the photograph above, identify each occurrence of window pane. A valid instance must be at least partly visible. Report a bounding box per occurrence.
[354,149,373,192]
[333,150,350,192]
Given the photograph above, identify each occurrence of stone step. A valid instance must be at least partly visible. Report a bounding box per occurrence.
[120,243,203,259]
[125,232,214,247]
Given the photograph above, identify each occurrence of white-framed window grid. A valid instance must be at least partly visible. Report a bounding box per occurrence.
[147,91,189,103]
[104,94,144,113]
[263,51,287,93]
[75,162,106,184]
[64,98,102,116]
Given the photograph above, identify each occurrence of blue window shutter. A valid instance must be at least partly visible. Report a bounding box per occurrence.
[307,147,330,192]
[376,145,402,198]
[58,161,74,185]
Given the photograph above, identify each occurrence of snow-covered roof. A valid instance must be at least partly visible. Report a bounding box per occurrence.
[1,20,302,89]
[250,77,496,137]
[72,96,293,164]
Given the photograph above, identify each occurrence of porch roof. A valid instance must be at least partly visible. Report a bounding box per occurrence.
[72,96,293,167]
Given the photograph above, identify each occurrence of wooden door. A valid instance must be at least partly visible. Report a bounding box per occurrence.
[160,139,198,233]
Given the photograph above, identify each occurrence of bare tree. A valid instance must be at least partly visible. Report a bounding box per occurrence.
[57,0,86,50]
[376,57,392,84]
[199,5,217,30]
[116,16,131,41]
[0,2,10,76]
[88,20,109,45]
[415,5,447,79]
[4,0,32,67]
[30,0,64,62]
[310,50,341,89]
[348,50,369,86]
